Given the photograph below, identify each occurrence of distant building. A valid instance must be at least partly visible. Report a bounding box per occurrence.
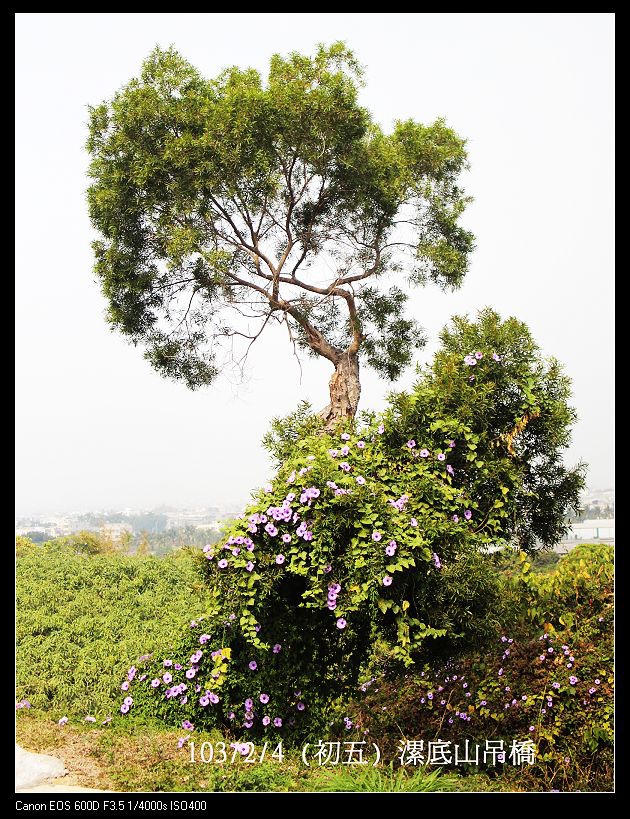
[564,518,615,542]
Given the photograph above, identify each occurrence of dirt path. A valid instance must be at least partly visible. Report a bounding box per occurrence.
[15,739,115,793]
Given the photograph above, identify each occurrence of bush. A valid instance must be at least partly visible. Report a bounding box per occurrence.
[125,310,585,745]
[15,546,214,717]
[345,545,613,791]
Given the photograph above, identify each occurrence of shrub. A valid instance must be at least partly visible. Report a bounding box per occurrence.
[15,546,213,716]
[121,311,585,744]
[345,546,613,791]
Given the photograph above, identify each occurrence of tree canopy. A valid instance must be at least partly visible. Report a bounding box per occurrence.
[87,43,474,419]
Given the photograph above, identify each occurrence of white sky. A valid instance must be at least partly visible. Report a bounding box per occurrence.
[15,13,614,516]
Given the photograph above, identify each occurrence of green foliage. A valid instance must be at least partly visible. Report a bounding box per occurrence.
[16,535,37,556]
[312,763,456,792]
[381,308,585,550]
[87,43,473,389]
[347,545,613,791]
[45,529,122,555]
[262,400,321,467]
[126,310,584,742]
[15,547,213,716]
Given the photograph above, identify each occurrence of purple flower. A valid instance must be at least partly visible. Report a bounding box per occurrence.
[297,702,305,711]
[85,715,97,722]
[589,687,596,695]
[475,351,483,359]
[58,716,68,726]
[432,553,441,569]
[185,669,195,680]
[540,655,546,661]
[120,704,129,714]
[163,673,172,684]
[419,448,429,458]
[249,661,258,671]
[281,534,292,544]
[182,720,194,730]
[273,644,282,654]
[548,647,554,653]
[328,449,339,457]
[567,663,573,669]
[595,679,601,685]
[199,696,209,707]
[356,476,366,485]
[341,433,351,441]
[357,441,366,449]
[273,717,282,727]
[378,424,385,434]
[336,618,347,629]
[481,700,487,706]
[246,561,254,572]
[569,676,578,685]
[262,716,271,726]
[372,531,382,542]
[121,681,129,691]
[339,462,351,472]
[492,353,501,361]
[218,559,228,569]
[209,693,219,704]
[464,510,472,520]
[437,453,446,461]
[150,679,160,688]
[163,659,173,667]
[385,543,397,556]
[265,523,278,537]
[464,355,477,366]
[452,514,459,522]
[529,726,535,733]
[552,682,560,689]
[275,554,285,565]
[407,440,416,449]
[259,693,270,705]
[410,518,418,527]
[383,576,393,587]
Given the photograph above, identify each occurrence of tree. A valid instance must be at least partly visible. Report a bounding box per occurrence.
[87,43,474,425]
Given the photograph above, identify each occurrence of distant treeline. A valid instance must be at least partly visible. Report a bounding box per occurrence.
[16,525,223,557]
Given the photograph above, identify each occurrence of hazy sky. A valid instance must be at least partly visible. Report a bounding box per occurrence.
[15,13,614,516]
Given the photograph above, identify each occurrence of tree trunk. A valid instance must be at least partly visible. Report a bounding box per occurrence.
[320,352,361,429]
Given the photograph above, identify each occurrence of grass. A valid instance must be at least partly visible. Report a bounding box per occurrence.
[17,713,489,792]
